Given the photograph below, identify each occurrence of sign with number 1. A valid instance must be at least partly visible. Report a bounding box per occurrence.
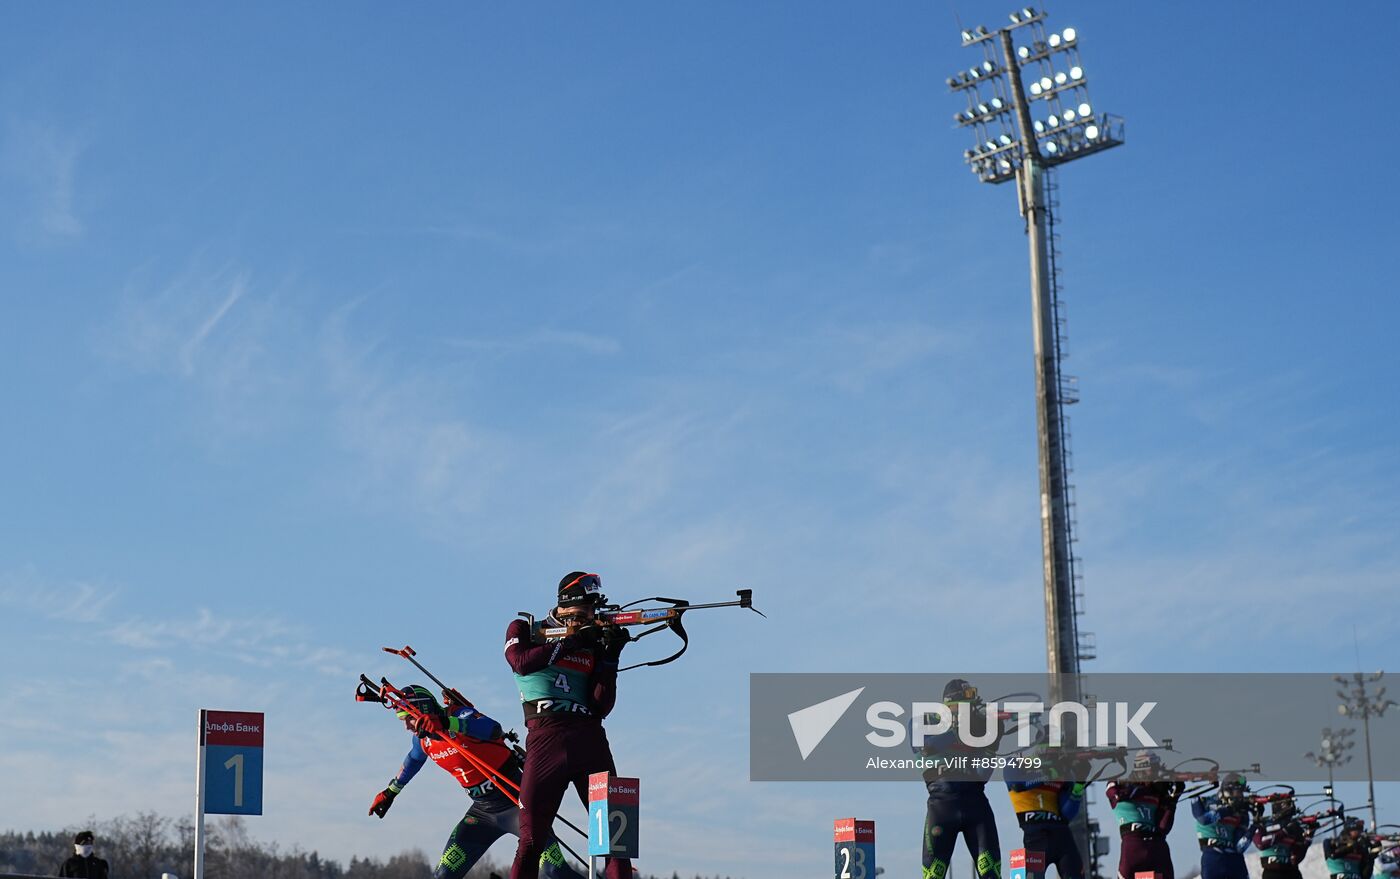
[201,710,264,815]
[834,818,875,879]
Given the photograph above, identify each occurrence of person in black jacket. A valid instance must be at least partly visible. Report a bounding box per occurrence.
[57,830,109,878]
[916,679,1007,879]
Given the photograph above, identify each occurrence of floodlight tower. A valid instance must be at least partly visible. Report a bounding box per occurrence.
[1305,726,1356,836]
[1335,671,1396,831]
[947,7,1123,702]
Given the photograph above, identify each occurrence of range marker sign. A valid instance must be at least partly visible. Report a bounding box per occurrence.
[834,818,875,879]
[201,710,264,815]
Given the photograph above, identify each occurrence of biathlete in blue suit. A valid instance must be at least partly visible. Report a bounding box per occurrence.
[1190,774,1254,879]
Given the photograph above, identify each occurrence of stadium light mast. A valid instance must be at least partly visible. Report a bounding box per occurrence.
[1305,726,1355,837]
[948,7,1123,703]
[1335,671,1396,831]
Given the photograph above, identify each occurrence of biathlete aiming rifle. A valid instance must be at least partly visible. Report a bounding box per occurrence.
[1372,826,1400,861]
[355,673,589,867]
[1247,786,1351,836]
[521,587,764,671]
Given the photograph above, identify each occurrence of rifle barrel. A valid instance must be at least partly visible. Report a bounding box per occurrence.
[533,589,762,640]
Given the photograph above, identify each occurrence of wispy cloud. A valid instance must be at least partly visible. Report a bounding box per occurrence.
[448,327,621,356]
[570,406,712,530]
[106,606,356,676]
[2,566,355,678]
[719,319,966,395]
[180,276,246,375]
[98,261,307,437]
[109,263,257,376]
[0,119,85,242]
[410,214,635,258]
[318,306,508,525]
[825,321,958,393]
[98,270,514,529]
[0,567,119,624]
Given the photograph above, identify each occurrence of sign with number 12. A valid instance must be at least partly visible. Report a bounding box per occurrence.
[588,772,639,859]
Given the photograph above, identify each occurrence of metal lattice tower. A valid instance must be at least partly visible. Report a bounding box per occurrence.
[947,3,1120,700]
[1043,170,1095,670]
[949,9,1123,875]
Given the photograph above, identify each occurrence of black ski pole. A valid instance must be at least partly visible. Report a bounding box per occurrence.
[372,657,584,837]
[382,645,471,706]
[383,645,520,745]
[360,675,592,864]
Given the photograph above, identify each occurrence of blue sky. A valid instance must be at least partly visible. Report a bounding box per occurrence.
[1,2,1397,877]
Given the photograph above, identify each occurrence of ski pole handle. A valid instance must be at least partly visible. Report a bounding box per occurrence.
[376,678,524,798]
[381,645,476,708]
[356,675,387,703]
[365,672,592,862]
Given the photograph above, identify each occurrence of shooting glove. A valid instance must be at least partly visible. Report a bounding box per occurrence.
[601,624,631,658]
[570,623,603,647]
[412,711,447,737]
[369,783,401,818]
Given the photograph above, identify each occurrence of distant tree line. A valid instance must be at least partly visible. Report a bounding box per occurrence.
[0,812,472,879]
[0,814,738,879]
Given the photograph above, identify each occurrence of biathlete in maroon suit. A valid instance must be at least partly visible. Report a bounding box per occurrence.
[1106,752,1181,879]
[367,685,584,879]
[504,572,632,879]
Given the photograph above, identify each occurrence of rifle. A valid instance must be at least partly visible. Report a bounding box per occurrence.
[1169,758,1261,799]
[985,691,1046,751]
[1298,805,1347,836]
[1373,825,1400,845]
[520,588,764,670]
[1036,741,1177,783]
[1249,786,1298,818]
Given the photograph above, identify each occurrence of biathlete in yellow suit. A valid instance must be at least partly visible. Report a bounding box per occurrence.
[1005,746,1088,879]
